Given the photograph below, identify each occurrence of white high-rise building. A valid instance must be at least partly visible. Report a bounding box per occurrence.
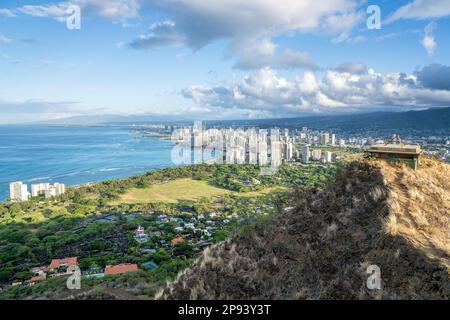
[331,133,336,146]
[192,122,203,149]
[257,141,268,165]
[248,136,258,164]
[31,182,66,199]
[270,128,280,141]
[325,151,333,163]
[9,181,29,202]
[31,183,50,197]
[203,129,224,164]
[53,183,66,195]
[320,132,330,145]
[312,149,322,161]
[284,141,294,161]
[271,141,282,167]
[235,135,246,164]
[225,146,236,164]
[302,146,310,164]
[44,183,66,199]
[44,187,57,199]
[258,130,268,143]
[235,147,246,164]
[172,127,191,146]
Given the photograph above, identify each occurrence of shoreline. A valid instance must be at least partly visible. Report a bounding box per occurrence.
[0,163,177,205]
[0,128,176,204]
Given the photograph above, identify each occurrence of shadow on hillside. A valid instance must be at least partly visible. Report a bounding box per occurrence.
[159,161,449,300]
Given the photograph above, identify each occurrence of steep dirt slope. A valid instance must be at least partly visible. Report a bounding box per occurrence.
[159,160,449,299]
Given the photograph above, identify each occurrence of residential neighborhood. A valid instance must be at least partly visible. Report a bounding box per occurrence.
[19,256,141,287]
[5,208,237,289]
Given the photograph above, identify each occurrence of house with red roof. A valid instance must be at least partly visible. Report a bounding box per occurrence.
[25,275,46,287]
[30,266,49,276]
[49,257,78,271]
[104,263,139,276]
[171,236,185,246]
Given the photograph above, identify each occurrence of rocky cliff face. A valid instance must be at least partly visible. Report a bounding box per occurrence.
[160,160,449,299]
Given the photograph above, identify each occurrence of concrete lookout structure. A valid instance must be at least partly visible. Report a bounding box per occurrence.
[366,137,422,170]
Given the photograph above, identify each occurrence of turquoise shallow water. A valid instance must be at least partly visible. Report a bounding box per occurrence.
[0,125,175,202]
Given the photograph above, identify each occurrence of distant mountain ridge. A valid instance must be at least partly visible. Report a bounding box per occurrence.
[34,107,450,132]
[206,107,450,131]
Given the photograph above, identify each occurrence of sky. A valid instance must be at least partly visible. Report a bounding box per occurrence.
[0,0,450,123]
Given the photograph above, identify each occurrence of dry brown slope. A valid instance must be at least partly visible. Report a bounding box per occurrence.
[159,160,449,300]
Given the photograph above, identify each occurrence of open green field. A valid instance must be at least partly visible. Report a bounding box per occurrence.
[238,186,287,197]
[113,178,232,204]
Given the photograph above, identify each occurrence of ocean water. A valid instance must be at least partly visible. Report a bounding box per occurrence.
[0,125,175,202]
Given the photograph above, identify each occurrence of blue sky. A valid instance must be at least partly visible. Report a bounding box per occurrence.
[0,0,450,123]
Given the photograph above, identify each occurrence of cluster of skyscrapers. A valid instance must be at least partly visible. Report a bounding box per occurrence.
[9,181,66,202]
[170,124,339,167]
[172,125,295,166]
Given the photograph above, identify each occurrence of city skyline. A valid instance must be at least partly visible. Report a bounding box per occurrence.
[0,0,450,123]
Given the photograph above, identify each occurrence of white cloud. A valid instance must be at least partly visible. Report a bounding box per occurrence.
[415,64,450,90]
[127,20,185,49]
[11,0,365,37]
[231,39,318,70]
[276,50,318,70]
[13,0,363,38]
[0,9,16,17]
[233,38,276,70]
[17,4,69,21]
[332,33,350,44]
[0,34,12,44]
[132,0,362,49]
[16,0,140,23]
[421,22,437,56]
[332,32,366,44]
[182,65,450,117]
[334,63,367,74]
[375,33,399,42]
[386,0,450,22]
[321,11,364,34]
[75,0,140,20]
[0,53,19,64]
[421,36,436,57]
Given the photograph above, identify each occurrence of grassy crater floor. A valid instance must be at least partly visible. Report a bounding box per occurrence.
[112,178,288,204]
[112,179,232,204]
